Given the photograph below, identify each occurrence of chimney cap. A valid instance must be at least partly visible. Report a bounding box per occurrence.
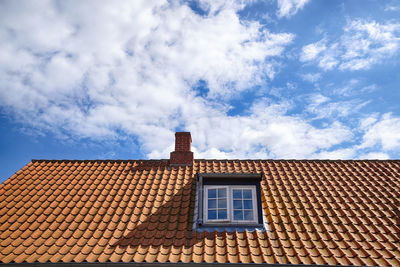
[175,131,191,135]
[175,131,192,139]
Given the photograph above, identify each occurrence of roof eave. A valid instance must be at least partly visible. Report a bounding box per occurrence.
[0,262,365,267]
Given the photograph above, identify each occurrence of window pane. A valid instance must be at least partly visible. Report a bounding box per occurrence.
[243,199,252,209]
[208,209,217,220]
[208,189,216,198]
[217,188,227,198]
[243,190,252,199]
[208,199,216,209]
[244,210,253,220]
[233,189,242,199]
[233,210,243,220]
[233,200,242,209]
[218,209,227,219]
[218,198,227,208]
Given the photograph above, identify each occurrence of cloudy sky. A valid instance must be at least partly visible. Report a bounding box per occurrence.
[1,0,400,181]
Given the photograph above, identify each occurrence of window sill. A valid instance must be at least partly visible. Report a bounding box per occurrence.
[202,221,260,226]
[196,224,266,233]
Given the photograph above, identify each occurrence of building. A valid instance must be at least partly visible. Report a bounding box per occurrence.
[0,132,399,266]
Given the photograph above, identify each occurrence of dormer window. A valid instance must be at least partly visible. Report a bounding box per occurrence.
[204,185,258,224]
[194,173,264,230]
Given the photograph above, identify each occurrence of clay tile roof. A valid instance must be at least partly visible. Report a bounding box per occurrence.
[1,159,400,266]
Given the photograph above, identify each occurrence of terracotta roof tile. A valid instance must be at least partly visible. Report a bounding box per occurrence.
[1,159,400,265]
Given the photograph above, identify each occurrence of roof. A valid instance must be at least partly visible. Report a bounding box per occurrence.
[1,159,400,266]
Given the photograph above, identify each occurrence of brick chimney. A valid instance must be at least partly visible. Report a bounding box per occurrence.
[170,132,194,165]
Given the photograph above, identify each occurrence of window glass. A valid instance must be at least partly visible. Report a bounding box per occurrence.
[233,210,243,220]
[232,189,254,221]
[208,199,216,209]
[208,209,217,220]
[218,198,227,208]
[207,187,227,220]
[208,189,217,198]
[218,209,227,219]
[218,188,226,198]
[243,189,252,199]
[233,199,242,209]
[244,210,253,220]
[233,189,242,199]
[244,199,252,209]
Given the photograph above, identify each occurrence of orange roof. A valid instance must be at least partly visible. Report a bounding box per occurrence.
[1,159,400,266]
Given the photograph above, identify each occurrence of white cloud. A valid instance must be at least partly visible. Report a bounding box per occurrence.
[147,100,353,159]
[301,72,321,83]
[332,79,359,96]
[384,5,399,11]
[358,152,389,160]
[360,84,378,93]
[277,0,310,18]
[359,113,400,151]
[317,43,340,70]
[330,79,377,97]
[301,19,400,70]
[313,148,356,160]
[300,39,326,61]
[360,113,378,129]
[306,93,368,120]
[340,19,400,70]
[197,0,250,15]
[308,93,329,106]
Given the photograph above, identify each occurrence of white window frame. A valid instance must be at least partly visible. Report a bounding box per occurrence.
[203,185,230,223]
[203,185,258,225]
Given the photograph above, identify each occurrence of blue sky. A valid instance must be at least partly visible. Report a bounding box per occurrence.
[1,0,400,182]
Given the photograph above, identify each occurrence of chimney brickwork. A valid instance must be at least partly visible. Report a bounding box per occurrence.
[170,132,193,165]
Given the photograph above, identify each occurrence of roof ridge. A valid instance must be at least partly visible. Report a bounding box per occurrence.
[31,158,400,163]
[31,159,170,163]
[195,158,400,162]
